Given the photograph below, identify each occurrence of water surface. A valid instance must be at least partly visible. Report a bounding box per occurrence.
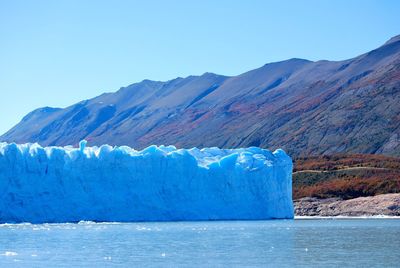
[1,219,399,267]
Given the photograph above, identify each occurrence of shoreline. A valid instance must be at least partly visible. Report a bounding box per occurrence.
[294,193,400,217]
[295,215,400,219]
[1,216,399,226]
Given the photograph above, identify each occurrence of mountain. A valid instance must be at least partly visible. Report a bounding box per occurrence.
[1,35,400,156]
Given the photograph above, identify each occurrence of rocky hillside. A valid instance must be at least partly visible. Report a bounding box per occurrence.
[1,35,400,156]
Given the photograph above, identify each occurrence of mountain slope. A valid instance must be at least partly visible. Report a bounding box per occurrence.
[1,35,400,156]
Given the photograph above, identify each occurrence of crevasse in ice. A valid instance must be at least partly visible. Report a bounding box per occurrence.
[0,141,293,223]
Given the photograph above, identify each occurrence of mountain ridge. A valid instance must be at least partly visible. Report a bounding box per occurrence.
[2,35,400,156]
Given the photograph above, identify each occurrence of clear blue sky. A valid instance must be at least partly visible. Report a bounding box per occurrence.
[0,0,399,135]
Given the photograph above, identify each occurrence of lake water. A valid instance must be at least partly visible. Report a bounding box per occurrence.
[0,219,399,267]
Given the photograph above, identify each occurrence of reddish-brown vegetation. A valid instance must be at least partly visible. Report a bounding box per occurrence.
[294,154,400,172]
[293,154,400,200]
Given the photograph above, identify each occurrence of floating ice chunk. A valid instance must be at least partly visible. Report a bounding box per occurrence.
[1,251,18,256]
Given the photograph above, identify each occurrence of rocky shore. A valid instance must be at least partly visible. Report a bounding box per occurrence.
[294,193,400,217]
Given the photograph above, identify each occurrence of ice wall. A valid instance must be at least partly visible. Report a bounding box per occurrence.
[0,141,293,223]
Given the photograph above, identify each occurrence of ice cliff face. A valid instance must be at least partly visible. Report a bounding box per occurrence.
[0,141,293,223]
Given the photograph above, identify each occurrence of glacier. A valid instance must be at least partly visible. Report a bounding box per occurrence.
[0,141,293,223]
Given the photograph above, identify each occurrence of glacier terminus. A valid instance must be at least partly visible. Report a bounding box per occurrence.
[0,141,293,223]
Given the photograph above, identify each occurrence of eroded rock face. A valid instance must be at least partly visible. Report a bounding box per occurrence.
[294,193,400,216]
